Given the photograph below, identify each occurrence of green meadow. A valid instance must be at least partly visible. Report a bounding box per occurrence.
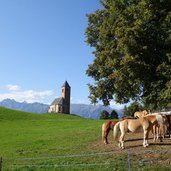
[0,107,171,171]
[0,107,123,171]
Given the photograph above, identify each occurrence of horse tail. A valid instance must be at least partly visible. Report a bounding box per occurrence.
[102,123,106,143]
[113,121,120,140]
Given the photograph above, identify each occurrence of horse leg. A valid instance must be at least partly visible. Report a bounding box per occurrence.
[102,123,109,145]
[143,129,149,147]
[119,129,125,149]
[146,130,150,146]
[159,125,163,142]
[103,130,108,144]
[157,126,160,141]
[104,129,110,144]
[152,124,160,143]
[153,125,157,142]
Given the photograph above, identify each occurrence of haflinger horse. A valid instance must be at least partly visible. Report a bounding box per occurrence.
[156,113,171,139]
[166,114,171,139]
[151,113,169,142]
[113,114,165,149]
[134,110,149,118]
[160,112,171,139]
[102,120,118,144]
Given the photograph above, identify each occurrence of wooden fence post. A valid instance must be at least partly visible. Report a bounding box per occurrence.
[0,157,2,171]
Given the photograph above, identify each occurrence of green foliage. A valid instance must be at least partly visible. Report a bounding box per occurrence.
[85,0,171,109]
[123,101,143,117]
[110,110,118,119]
[100,110,109,119]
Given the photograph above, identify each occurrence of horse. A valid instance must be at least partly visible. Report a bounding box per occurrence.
[151,113,169,142]
[102,120,118,144]
[134,110,149,118]
[148,112,170,141]
[113,114,165,149]
[164,114,171,139]
[159,112,171,138]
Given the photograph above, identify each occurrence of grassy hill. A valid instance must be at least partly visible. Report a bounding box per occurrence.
[0,107,109,170]
[0,107,171,171]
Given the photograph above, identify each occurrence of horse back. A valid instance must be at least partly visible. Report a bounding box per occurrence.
[105,120,118,129]
[120,119,142,133]
[110,120,118,128]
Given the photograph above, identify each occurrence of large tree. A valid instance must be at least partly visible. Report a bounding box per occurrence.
[85,0,171,109]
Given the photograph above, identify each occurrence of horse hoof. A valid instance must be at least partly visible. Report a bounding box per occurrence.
[103,141,108,145]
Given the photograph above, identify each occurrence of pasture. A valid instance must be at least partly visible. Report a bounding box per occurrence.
[0,107,171,170]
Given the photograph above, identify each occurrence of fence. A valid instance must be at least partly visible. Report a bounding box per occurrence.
[1,149,171,170]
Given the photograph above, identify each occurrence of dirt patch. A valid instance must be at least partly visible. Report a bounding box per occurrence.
[88,131,171,168]
[89,131,171,152]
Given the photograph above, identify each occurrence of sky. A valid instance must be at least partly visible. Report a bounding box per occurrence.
[0,0,125,110]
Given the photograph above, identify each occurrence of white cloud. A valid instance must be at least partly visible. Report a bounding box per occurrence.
[110,101,129,110]
[0,85,53,103]
[6,84,21,91]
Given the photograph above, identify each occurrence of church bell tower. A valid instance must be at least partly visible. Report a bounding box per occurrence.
[61,81,71,114]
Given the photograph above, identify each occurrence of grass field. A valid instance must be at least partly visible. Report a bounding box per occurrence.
[0,107,171,171]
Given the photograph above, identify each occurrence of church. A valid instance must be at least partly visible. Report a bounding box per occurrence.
[48,81,71,114]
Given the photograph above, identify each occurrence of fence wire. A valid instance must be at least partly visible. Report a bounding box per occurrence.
[2,149,171,170]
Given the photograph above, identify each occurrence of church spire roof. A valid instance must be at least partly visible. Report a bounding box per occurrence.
[62,81,70,88]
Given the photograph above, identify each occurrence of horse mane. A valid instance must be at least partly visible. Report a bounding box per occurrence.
[122,116,135,120]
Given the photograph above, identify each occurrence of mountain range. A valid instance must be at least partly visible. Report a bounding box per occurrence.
[0,99,123,119]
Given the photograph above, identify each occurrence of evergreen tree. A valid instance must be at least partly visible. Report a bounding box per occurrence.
[100,110,109,119]
[110,110,118,119]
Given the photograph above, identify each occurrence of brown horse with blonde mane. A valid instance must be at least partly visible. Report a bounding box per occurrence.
[113,114,165,149]
[102,120,118,144]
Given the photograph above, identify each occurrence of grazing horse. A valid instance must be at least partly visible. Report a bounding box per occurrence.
[113,114,164,149]
[165,114,171,139]
[102,120,118,144]
[152,113,169,142]
[159,112,171,138]
[134,110,149,118]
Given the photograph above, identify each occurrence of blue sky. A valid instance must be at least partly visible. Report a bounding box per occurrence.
[0,0,125,109]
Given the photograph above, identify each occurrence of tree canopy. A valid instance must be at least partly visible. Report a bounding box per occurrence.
[85,0,171,109]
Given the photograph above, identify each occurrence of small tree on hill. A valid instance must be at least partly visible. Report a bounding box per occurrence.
[100,110,109,119]
[110,110,118,119]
